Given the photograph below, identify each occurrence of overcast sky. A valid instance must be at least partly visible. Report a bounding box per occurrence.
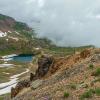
[0,0,100,47]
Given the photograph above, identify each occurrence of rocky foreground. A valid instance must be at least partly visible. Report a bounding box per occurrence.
[9,48,100,100]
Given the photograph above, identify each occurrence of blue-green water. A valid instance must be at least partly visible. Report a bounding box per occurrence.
[12,54,34,63]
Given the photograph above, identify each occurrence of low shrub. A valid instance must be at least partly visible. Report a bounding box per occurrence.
[89,64,94,69]
[80,89,94,100]
[63,92,69,98]
[92,68,100,76]
[95,88,100,96]
[69,84,76,90]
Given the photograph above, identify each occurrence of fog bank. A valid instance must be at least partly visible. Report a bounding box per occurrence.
[0,0,100,46]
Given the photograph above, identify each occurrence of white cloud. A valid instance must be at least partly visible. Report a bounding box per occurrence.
[0,0,100,46]
[26,0,35,4]
[38,0,45,8]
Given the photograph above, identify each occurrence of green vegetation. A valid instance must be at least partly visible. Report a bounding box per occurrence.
[13,22,28,31]
[0,37,34,56]
[42,45,94,57]
[80,89,94,100]
[95,88,100,96]
[0,62,28,83]
[93,78,100,83]
[80,88,100,100]
[20,31,32,39]
[63,92,69,98]
[0,93,10,100]
[92,68,100,76]
[89,64,94,69]
[0,96,3,100]
[0,31,55,56]
[69,83,77,90]
[0,14,10,20]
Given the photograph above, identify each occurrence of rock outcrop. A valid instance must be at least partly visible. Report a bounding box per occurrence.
[11,79,30,98]
[30,55,54,81]
[36,55,54,78]
[11,55,54,98]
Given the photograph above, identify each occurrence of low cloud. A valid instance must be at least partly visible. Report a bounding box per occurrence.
[0,0,100,46]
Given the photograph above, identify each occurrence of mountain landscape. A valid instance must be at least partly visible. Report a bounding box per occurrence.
[0,14,34,55]
[0,13,99,100]
[0,14,56,56]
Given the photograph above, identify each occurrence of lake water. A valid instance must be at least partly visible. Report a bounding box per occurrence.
[11,54,34,63]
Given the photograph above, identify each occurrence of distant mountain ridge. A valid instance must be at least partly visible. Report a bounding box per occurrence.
[0,14,54,55]
[0,14,35,55]
[0,14,31,32]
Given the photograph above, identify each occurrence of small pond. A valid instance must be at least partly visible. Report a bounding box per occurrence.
[11,54,34,63]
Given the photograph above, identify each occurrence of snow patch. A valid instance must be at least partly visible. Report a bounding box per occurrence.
[0,69,29,95]
[0,64,13,68]
[0,31,7,37]
[2,54,17,59]
[1,54,17,62]
[2,58,13,61]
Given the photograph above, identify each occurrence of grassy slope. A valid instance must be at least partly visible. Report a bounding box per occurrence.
[43,45,94,57]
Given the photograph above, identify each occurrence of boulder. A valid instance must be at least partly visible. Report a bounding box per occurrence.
[31,79,43,90]
[78,83,88,89]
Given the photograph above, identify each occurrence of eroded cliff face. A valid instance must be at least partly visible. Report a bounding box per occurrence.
[11,48,100,100]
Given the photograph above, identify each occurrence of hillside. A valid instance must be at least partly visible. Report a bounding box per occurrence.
[10,48,100,100]
[0,14,55,56]
[0,14,31,32]
[0,14,34,55]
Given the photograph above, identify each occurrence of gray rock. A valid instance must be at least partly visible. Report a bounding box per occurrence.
[31,79,43,90]
[91,54,100,62]
[78,83,88,89]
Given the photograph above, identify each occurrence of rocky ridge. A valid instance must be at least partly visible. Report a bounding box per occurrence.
[10,48,100,100]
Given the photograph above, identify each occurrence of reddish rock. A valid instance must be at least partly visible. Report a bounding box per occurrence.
[80,49,91,59]
[11,79,30,98]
